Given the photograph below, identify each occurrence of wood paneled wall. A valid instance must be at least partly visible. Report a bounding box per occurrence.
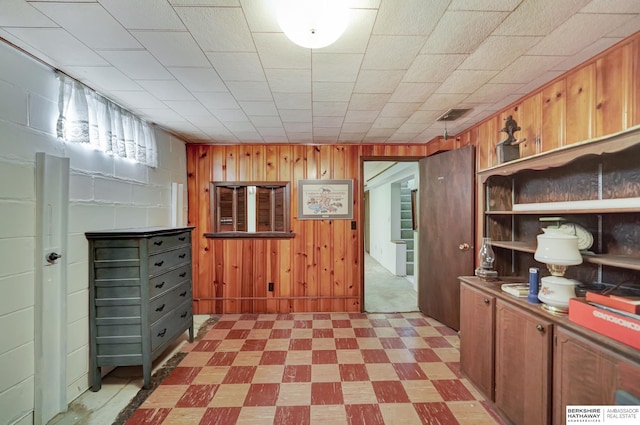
[187,32,640,315]
[466,32,640,171]
[186,144,429,314]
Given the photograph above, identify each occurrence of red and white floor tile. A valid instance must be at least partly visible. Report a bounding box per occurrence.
[125,312,505,425]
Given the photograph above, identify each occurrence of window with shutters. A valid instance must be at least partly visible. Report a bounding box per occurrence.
[208,182,293,239]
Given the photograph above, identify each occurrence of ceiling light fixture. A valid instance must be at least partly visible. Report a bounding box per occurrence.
[275,0,350,49]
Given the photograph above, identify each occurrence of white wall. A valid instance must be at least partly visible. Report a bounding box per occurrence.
[0,42,188,425]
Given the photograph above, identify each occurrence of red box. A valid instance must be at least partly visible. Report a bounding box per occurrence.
[568,298,640,350]
[585,291,640,314]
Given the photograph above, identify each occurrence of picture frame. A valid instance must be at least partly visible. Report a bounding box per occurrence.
[298,179,353,220]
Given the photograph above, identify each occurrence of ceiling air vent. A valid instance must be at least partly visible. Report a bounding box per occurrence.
[437,108,471,121]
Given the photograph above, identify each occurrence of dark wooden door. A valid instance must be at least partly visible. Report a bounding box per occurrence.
[418,145,474,330]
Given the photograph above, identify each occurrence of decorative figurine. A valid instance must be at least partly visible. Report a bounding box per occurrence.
[496,115,522,164]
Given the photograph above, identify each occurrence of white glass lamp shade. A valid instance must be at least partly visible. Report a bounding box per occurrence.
[275,0,350,49]
[534,233,582,267]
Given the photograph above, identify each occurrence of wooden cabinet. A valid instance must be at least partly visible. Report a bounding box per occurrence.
[478,126,640,286]
[459,283,495,400]
[495,300,552,425]
[86,226,195,391]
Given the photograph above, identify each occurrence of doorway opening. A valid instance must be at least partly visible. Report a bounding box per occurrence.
[363,160,419,313]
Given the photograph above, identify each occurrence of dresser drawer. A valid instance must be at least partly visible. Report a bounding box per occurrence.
[149,246,191,277]
[149,281,192,324]
[149,264,191,299]
[148,231,191,254]
[151,300,192,351]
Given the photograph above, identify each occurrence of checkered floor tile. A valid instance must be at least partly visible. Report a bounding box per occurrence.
[124,313,504,425]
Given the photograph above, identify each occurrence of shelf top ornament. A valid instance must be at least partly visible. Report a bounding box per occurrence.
[496,115,523,164]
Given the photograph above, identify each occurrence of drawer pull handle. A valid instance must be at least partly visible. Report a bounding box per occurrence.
[483,298,490,305]
[179,272,187,278]
[179,291,187,297]
[180,312,188,318]
[154,240,163,246]
[179,253,186,259]
[158,328,167,338]
[536,324,544,332]
[156,304,165,312]
[179,236,185,241]
[155,282,165,289]
[155,260,164,267]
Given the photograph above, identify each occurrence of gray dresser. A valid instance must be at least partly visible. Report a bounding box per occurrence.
[86,226,195,391]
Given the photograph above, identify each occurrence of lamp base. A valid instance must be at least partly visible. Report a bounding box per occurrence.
[537,275,577,315]
[475,268,498,280]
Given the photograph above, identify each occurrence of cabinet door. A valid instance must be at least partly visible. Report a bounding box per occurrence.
[553,327,619,425]
[495,300,553,425]
[459,283,495,400]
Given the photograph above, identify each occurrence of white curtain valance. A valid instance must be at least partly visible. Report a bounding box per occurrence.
[56,73,158,167]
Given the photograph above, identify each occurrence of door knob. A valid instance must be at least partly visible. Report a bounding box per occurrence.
[47,252,62,264]
[459,243,470,251]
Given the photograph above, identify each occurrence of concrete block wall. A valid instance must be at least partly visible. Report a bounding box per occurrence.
[0,42,188,425]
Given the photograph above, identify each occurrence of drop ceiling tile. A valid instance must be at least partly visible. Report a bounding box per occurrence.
[132,31,210,67]
[263,136,287,143]
[491,93,524,111]
[312,82,354,102]
[226,81,272,101]
[459,36,542,71]
[389,82,439,103]
[349,94,391,111]
[257,127,287,138]
[403,54,467,83]
[518,70,564,94]
[379,102,422,118]
[254,33,311,69]
[284,122,312,133]
[373,0,447,35]
[164,100,211,116]
[240,0,280,32]
[581,0,640,13]
[99,51,173,80]
[342,122,372,133]
[464,83,525,104]
[4,28,108,66]
[185,115,224,127]
[65,66,140,91]
[0,0,56,26]
[319,9,377,54]
[419,93,469,111]
[361,36,425,70]
[233,131,263,142]
[136,108,184,122]
[552,38,621,72]
[436,70,498,94]
[406,110,442,124]
[313,102,349,116]
[354,70,404,93]
[372,116,406,129]
[280,109,313,123]
[31,2,140,49]
[421,11,508,54]
[490,56,563,84]
[273,93,312,109]
[606,18,640,38]
[398,122,429,133]
[207,52,266,82]
[169,67,226,92]
[312,53,363,82]
[99,0,185,30]
[344,110,378,123]
[265,69,311,93]
[387,132,420,142]
[338,132,365,142]
[313,117,344,127]
[313,127,341,137]
[365,128,395,138]
[239,101,278,116]
[527,13,634,56]
[494,0,590,36]
[213,109,249,122]
[109,91,165,109]
[249,116,283,127]
[136,80,194,101]
[448,0,522,11]
[224,121,256,132]
[176,6,254,52]
[194,92,240,110]
[287,132,313,142]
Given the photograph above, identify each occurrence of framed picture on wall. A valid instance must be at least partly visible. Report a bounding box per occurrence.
[298,179,353,220]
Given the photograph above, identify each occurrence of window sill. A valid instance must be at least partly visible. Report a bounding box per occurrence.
[204,232,296,240]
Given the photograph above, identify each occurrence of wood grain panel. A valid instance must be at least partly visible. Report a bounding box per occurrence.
[566,63,595,145]
[518,93,542,158]
[541,79,565,151]
[596,45,626,137]
[630,38,640,128]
